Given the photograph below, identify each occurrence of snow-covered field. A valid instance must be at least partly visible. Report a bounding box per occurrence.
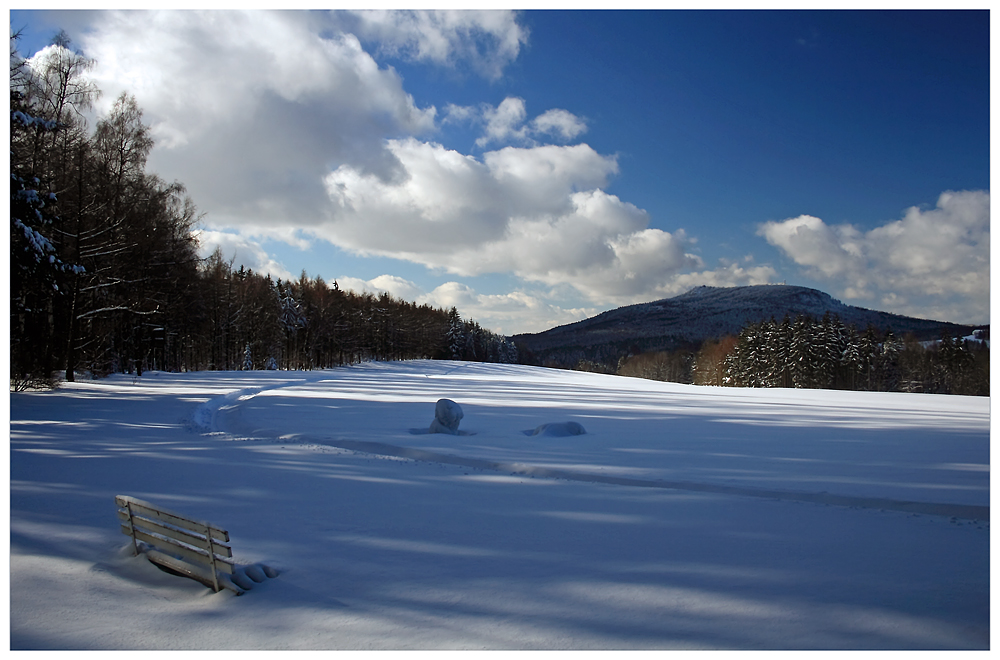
[9,360,990,649]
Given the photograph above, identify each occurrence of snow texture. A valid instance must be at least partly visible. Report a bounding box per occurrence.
[9,361,989,650]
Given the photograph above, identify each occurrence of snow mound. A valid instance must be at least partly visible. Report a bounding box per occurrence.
[227,563,280,593]
[527,421,587,437]
[192,386,264,433]
[429,398,464,434]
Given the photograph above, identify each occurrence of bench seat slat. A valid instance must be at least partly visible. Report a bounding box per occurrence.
[144,548,243,595]
[120,523,235,574]
[117,509,232,557]
[116,495,229,543]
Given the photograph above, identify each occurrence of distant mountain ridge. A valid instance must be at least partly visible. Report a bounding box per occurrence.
[513,285,981,367]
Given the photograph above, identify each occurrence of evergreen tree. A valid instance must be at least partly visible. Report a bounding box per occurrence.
[773,315,794,388]
[789,316,814,388]
[446,307,464,360]
[840,325,863,390]
[277,281,306,368]
[874,329,902,391]
[858,326,880,390]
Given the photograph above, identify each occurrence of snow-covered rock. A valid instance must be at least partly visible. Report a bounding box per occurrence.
[429,398,463,434]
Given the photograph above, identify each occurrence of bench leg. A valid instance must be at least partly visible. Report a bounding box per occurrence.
[126,501,139,556]
[207,533,220,592]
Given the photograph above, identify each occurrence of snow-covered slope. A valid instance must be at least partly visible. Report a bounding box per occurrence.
[9,361,990,649]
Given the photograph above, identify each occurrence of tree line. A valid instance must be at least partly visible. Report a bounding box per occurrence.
[10,33,514,389]
[616,314,988,396]
[190,254,515,373]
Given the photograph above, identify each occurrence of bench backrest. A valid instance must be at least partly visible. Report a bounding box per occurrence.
[116,495,236,593]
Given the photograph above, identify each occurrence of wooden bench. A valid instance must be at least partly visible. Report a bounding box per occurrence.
[116,495,244,595]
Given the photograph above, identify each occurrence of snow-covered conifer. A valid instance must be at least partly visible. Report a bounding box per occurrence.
[446,308,464,360]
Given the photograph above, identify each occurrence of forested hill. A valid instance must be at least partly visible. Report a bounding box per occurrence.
[513,285,981,367]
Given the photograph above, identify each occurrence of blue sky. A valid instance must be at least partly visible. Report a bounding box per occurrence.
[10,9,990,334]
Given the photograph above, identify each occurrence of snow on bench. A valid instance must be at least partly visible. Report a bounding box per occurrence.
[116,495,248,595]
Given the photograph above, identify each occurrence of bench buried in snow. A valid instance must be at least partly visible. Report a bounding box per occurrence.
[528,421,587,437]
[429,398,464,434]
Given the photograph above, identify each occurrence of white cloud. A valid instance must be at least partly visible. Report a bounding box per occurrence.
[656,260,778,298]
[321,138,714,305]
[442,103,477,124]
[323,138,619,255]
[477,97,530,147]
[469,192,703,299]
[422,283,599,335]
[325,138,507,254]
[468,97,588,147]
[344,9,528,80]
[755,214,860,280]
[194,230,295,281]
[335,274,424,303]
[759,190,989,323]
[532,108,588,141]
[482,143,617,214]
[74,10,439,238]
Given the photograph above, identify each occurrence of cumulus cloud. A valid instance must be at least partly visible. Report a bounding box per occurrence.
[532,108,588,141]
[72,10,446,238]
[759,190,989,322]
[324,139,618,253]
[478,97,530,146]
[344,9,528,80]
[321,137,709,305]
[464,97,588,147]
